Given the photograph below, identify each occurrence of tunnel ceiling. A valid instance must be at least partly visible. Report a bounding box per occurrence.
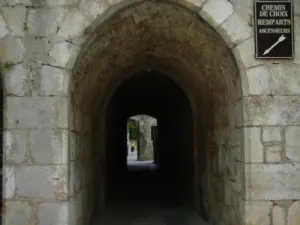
[71,1,240,116]
[111,70,189,118]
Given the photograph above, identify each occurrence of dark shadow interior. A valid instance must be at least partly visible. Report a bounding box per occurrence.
[104,70,195,208]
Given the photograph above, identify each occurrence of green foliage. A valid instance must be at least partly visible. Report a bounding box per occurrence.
[127,121,138,140]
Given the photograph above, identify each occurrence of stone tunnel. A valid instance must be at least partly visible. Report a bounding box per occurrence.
[2,0,300,225]
[70,2,244,224]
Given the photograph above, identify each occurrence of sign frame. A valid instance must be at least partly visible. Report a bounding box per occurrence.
[254,0,295,59]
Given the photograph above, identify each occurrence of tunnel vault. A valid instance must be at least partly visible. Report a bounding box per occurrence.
[69,1,245,225]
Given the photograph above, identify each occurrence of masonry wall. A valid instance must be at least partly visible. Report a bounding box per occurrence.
[0,0,299,225]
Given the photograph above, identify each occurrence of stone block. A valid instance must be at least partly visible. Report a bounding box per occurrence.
[5,0,31,5]
[31,0,78,6]
[15,165,68,200]
[243,96,300,126]
[37,202,70,225]
[262,127,281,142]
[4,201,31,225]
[295,36,300,65]
[200,0,234,28]
[30,129,68,164]
[4,129,28,164]
[40,66,70,96]
[273,205,285,225]
[0,14,9,39]
[245,65,271,95]
[4,64,29,96]
[5,97,68,129]
[2,6,27,36]
[295,16,300,37]
[23,37,50,65]
[295,1,300,15]
[48,41,79,69]
[232,38,263,69]
[27,8,65,36]
[69,131,76,161]
[58,9,86,39]
[285,126,300,162]
[265,145,282,163]
[2,36,25,63]
[52,97,68,129]
[3,166,16,199]
[243,127,264,163]
[269,64,300,95]
[217,13,252,48]
[288,201,300,225]
[244,201,272,225]
[246,163,300,200]
[79,0,107,20]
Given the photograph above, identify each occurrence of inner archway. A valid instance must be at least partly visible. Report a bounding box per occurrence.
[70,1,244,225]
[104,70,194,209]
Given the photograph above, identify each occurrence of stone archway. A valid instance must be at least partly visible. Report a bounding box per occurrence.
[69,1,246,224]
[2,0,300,225]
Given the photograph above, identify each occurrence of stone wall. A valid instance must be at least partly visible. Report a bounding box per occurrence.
[131,115,157,161]
[0,0,299,225]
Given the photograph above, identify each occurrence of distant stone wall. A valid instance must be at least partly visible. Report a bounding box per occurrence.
[131,115,157,161]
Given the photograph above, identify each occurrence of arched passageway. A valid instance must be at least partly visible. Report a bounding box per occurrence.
[2,0,300,225]
[104,70,194,207]
[70,1,244,225]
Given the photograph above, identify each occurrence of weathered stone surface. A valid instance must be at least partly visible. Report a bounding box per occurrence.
[23,37,50,65]
[32,0,78,6]
[4,201,31,225]
[244,201,272,225]
[288,201,300,225]
[30,129,68,164]
[4,130,28,164]
[4,0,31,5]
[269,64,300,95]
[48,41,79,69]
[4,64,29,96]
[246,65,270,95]
[243,127,263,163]
[217,13,252,48]
[295,36,300,65]
[232,38,263,69]
[27,8,65,36]
[0,13,9,39]
[246,164,300,200]
[0,1,299,225]
[57,9,86,39]
[40,66,70,96]
[285,126,300,162]
[2,6,27,36]
[244,96,300,126]
[4,166,16,199]
[200,0,234,28]
[37,202,70,225]
[16,165,68,200]
[79,0,107,20]
[262,127,281,142]
[273,205,285,225]
[5,97,68,129]
[265,145,282,163]
[2,36,26,63]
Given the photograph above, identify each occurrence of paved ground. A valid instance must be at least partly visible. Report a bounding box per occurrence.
[93,160,209,225]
